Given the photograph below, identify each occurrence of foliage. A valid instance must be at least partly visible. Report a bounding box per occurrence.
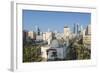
[23,40,43,62]
[66,38,91,60]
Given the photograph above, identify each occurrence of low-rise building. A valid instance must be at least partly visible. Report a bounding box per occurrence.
[41,39,67,61]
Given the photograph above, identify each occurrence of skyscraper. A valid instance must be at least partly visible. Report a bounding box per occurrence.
[80,25,83,32]
[73,24,76,34]
[64,26,70,40]
[77,23,80,34]
[37,27,40,35]
[35,25,39,35]
[79,25,83,36]
[73,23,80,34]
[85,24,91,35]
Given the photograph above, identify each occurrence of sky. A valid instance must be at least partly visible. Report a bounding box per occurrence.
[23,10,91,32]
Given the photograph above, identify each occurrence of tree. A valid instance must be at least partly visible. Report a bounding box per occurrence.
[66,38,91,60]
[23,39,43,62]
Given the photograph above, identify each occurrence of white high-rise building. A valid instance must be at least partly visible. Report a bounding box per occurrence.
[63,26,70,40]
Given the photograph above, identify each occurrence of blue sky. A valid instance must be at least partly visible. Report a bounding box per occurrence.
[23,10,91,32]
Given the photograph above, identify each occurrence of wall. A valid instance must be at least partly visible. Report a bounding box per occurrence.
[0,0,100,73]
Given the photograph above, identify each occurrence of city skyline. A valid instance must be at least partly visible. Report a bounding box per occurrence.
[23,10,91,32]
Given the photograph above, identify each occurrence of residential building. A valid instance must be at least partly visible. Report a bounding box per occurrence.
[28,31,36,40]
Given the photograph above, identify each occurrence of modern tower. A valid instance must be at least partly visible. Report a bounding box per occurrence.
[37,27,40,35]
[77,23,80,34]
[73,24,76,34]
[73,23,80,34]
[64,25,70,39]
[85,24,91,35]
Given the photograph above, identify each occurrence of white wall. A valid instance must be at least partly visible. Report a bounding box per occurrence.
[0,0,100,73]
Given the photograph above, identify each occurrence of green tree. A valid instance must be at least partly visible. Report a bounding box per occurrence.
[23,39,43,62]
[66,38,91,60]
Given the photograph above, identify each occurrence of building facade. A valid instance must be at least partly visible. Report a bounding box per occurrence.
[85,24,91,35]
[63,26,70,40]
[28,31,36,40]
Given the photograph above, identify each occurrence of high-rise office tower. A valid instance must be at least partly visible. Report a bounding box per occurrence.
[85,24,91,35]
[37,27,40,35]
[73,23,80,34]
[64,26,70,39]
[35,24,40,35]
[80,25,83,32]
[73,24,76,34]
[79,25,83,36]
[77,23,80,34]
